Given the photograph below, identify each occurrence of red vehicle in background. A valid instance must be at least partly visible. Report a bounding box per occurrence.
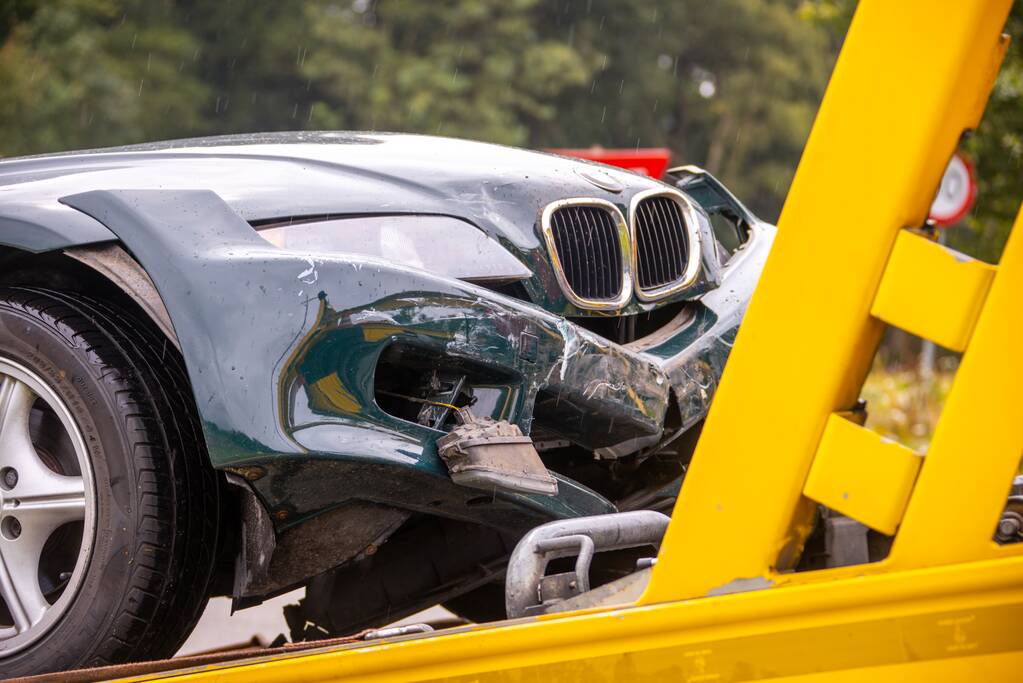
[549,147,672,179]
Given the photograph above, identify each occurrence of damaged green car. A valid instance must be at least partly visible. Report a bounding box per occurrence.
[0,132,773,674]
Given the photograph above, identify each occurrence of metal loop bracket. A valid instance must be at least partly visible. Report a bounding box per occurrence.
[505,510,670,618]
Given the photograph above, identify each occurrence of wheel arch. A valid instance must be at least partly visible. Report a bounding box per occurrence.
[0,247,247,599]
[63,244,179,350]
[0,244,180,351]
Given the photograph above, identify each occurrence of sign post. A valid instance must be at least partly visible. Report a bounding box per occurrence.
[920,152,977,377]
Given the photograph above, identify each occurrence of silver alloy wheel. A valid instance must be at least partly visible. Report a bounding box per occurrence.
[0,358,95,656]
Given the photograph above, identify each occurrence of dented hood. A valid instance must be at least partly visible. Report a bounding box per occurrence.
[0,132,699,314]
[0,131,663,252]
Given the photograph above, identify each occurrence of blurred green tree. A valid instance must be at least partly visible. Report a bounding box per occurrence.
[174,1,322,135]
[0,0,1019,238]
[299,0,593,145]
[0,0,208,155]
[529,0,833,218]
[958,7,1023,263]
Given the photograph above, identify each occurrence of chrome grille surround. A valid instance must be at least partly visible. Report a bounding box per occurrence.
[629,188,703,301]
[540,198,633,310]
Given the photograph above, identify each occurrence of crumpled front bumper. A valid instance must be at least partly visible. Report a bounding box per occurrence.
[61,189,773,536]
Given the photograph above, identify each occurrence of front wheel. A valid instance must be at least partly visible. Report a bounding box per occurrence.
[0,287,219,675]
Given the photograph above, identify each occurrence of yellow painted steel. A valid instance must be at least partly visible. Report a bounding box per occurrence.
[139,1,1023,681]
[871,230,996,352]
[890,201,1023,568]
[128,555,1023,682]
[803,414,922,535]
[642,0,1012,602]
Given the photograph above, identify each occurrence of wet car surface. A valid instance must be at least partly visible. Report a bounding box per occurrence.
[0,132,773,662]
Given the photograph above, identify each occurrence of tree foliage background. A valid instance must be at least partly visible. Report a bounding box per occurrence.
[0,0,1020,253]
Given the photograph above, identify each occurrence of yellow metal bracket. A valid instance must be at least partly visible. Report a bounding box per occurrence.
[803,228,999,538]
[871,230,996,351]
[804,414,922,535]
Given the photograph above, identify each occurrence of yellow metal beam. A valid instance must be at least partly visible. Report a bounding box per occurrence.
[641,0,1011,603]
[871,230,995,352]
[128,555,1023,683]
[891,202,1023,567]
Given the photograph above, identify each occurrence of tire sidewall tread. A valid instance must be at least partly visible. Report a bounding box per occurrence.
[0,287,218,676]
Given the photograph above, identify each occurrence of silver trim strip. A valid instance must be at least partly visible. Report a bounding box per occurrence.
[540,198,633,311]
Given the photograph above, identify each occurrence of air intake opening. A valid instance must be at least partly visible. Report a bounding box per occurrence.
[374,343,520,430]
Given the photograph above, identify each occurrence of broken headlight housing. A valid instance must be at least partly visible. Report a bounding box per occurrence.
[257,214,531,283]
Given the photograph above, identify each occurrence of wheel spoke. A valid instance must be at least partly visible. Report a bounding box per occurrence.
[0,373,88,638]
[3,484,86,533]
[0,361,96,651]
[0,372,86,531]
[0,376,36,473]
[0,541,48,632]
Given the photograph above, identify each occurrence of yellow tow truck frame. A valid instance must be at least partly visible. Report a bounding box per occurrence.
[116,1,1023,680]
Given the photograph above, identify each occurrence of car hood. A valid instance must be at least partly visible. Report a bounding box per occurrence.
[0,132,700,314]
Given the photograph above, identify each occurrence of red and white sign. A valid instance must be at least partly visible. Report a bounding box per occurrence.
[929,153,976,227]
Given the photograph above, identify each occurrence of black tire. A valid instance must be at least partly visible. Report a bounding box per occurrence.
[0,287,219,676]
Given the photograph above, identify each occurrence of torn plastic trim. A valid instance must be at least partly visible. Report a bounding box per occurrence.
[437,409,558,496]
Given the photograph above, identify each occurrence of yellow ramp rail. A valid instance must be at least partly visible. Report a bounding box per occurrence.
[134,1,1023,680]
